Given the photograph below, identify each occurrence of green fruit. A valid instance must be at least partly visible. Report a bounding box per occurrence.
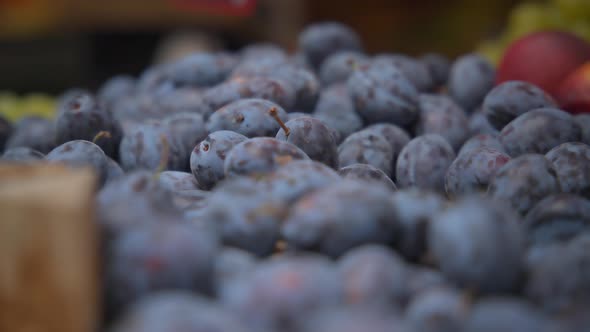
[0,92,56,122]
[553,0,590,21]
[477,0,590,66]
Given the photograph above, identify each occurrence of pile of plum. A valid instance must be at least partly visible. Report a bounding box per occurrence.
[1,22,590,332]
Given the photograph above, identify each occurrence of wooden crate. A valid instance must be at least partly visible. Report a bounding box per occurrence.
[0,165,99,332]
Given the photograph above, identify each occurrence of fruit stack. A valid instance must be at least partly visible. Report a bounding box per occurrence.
[2,21,590,332]
[479,0,590,64]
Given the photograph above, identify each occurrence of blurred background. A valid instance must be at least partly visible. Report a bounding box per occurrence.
[0,0,588,104]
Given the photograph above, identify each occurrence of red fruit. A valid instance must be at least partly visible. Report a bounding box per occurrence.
[557,62,590,114]
[497,31,590,97]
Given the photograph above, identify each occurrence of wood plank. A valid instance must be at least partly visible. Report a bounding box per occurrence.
[0,165,99,332]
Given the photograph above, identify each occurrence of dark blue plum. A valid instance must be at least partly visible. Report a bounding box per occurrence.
[525,233,590,312]
[56,88,92,115]
[545,142,590,197]
[171,189,209,214]
[303,307,405,332]
[203,76,296,112]
[445,147,511,197]
[464,297,553,332]
[373,53,435,92]
[364,123,411,171]
[1,147,44,162]
[337,245,408,308]
[231,56,289,80]
[136,63,172,92]
[458,133,505,157]
[220,255,342,331]
[404,266,450,304]
[190,130,248,190]
[231,58,320,112]
[298,21,362,69]
[313,84,363,142]
[483,81,557,130]
[347,61,420,126]
[157,171,200,192]
[429,197,525,293]
[223,137,309,178]
[45,140,110,186]
[154,87,213,119]
[415,94,470,150]
[110,93,162,123]
[468,107,500,135]
[111,292,254,332]
[525,194,590,246]
[56,93,122,159]
[110,87,214,124]
[338,163,396,191]
[97,171,181,234]
[200,176,287,256]
[164,52,233,87]
[396,134,456,192]
[240,43,288,63]
[213,247,258,298]
[105,156,124,182]
[281,180,398,258]
[290,50,313,69]
[275,116,338,168]
[207,98,288,138]
[260,159,341,203]
[105,221,219,317]
[338,129,394,178]
[500,108,580,157]
[390,188,446,261]
[420,53,451,88]
[319,51,369,86]
[448,54,495,112]
[287,112,309,121]
[281,65,321,112]
[487,154,561,215]
[163,112,207,169]
[119,121,185,172]
[98,75,136,108]
[5,116,56,154]
[406,287,468,332]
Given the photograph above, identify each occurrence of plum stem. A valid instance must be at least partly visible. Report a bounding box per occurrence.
[92,131,111,143]
[269,107,290,137]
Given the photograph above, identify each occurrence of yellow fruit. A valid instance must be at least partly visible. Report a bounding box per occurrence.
[570,21,590,41]
[477,0,590,66]
[506,3,557,40]
[553,0,590,21]
[0,92,56,122]
[477,40,504,65]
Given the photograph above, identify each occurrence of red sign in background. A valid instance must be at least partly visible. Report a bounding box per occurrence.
[168,0,257,16]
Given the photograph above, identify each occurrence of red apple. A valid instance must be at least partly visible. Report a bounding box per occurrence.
[497,31,590,97]
[556,61,590,114]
